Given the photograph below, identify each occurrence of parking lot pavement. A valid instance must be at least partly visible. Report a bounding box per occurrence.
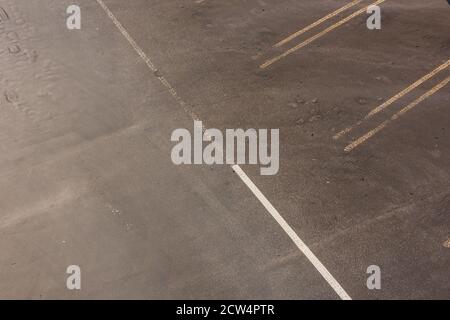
[0,0,448,299]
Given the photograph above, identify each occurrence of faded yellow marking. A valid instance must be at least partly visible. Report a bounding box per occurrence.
[275,0,363,48]
[260,0,386,69]
[443,239,450,248]
[344,77,450,152]
[334,59,450,139]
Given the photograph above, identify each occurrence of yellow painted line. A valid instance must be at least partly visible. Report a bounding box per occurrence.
[444,238,450,248]
[260,0,386,69]
[365,60,450,118]
[334,59,450,139]
[274,0,363,48]
[344,77,450,152]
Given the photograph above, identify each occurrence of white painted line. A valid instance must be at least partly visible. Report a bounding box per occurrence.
[95,0,201,123]
[232,165,352,300]
[96,0,351,300]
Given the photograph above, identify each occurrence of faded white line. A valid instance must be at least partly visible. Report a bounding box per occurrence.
[95,0,201,123]
[96,0,351,300]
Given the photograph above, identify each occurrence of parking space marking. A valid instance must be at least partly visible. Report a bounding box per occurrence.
[274,0,363,48]
[260,0,386,69]
[232,165,352,300]
[95,0,202,124]
[334,59,450,140]
[96,0,351,300]
[344,77,450,152]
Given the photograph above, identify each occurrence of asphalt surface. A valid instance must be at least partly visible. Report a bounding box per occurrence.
[0,0,449,299]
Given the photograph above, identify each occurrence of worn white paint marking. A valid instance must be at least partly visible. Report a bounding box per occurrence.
[95,0,201,122]
[96,0,351,300]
